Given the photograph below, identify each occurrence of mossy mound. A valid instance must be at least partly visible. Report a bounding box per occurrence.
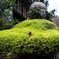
[0,19,59,57]
[14,19,57,30]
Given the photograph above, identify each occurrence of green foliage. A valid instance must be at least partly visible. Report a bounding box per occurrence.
[14,19,57,30]
[0,0,15,18]
[0,19,59,56]
[0,0,18,30]
[0,18,15,30]
[28,8,47,19]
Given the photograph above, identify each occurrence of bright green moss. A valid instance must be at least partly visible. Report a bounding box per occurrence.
[0,19,59,55]
[14,19,57,30]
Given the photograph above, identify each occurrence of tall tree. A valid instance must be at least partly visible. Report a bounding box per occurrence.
[45,0,49,8]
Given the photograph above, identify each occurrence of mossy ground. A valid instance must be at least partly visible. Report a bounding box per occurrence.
[0,19,59,56]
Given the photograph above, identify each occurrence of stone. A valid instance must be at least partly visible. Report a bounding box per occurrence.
[50,17,59,26]
[29,2,47,19]
[30,2,47,10]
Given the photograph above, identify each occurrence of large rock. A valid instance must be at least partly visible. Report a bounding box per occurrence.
[28,2,47,19]
[50,17,59,26]
[30,2,46,10]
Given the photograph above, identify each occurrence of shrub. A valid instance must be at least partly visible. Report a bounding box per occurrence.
[0,18,15,30]
[0,19,59,58]
[28,8,47,19]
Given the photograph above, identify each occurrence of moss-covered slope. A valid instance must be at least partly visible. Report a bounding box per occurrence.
[0,19,59,55]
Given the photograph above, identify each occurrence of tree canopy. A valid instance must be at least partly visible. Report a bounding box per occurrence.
[0,0,15,18]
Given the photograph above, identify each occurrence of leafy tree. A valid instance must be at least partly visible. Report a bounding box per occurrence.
[45,0,49,7]
[0,0,15,18]
[0,0,16,30]
[49,9,56,17]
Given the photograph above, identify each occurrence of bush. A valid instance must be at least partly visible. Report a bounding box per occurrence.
[0,18,15,30]
[0,19,59,58]
[28,8,47,19]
